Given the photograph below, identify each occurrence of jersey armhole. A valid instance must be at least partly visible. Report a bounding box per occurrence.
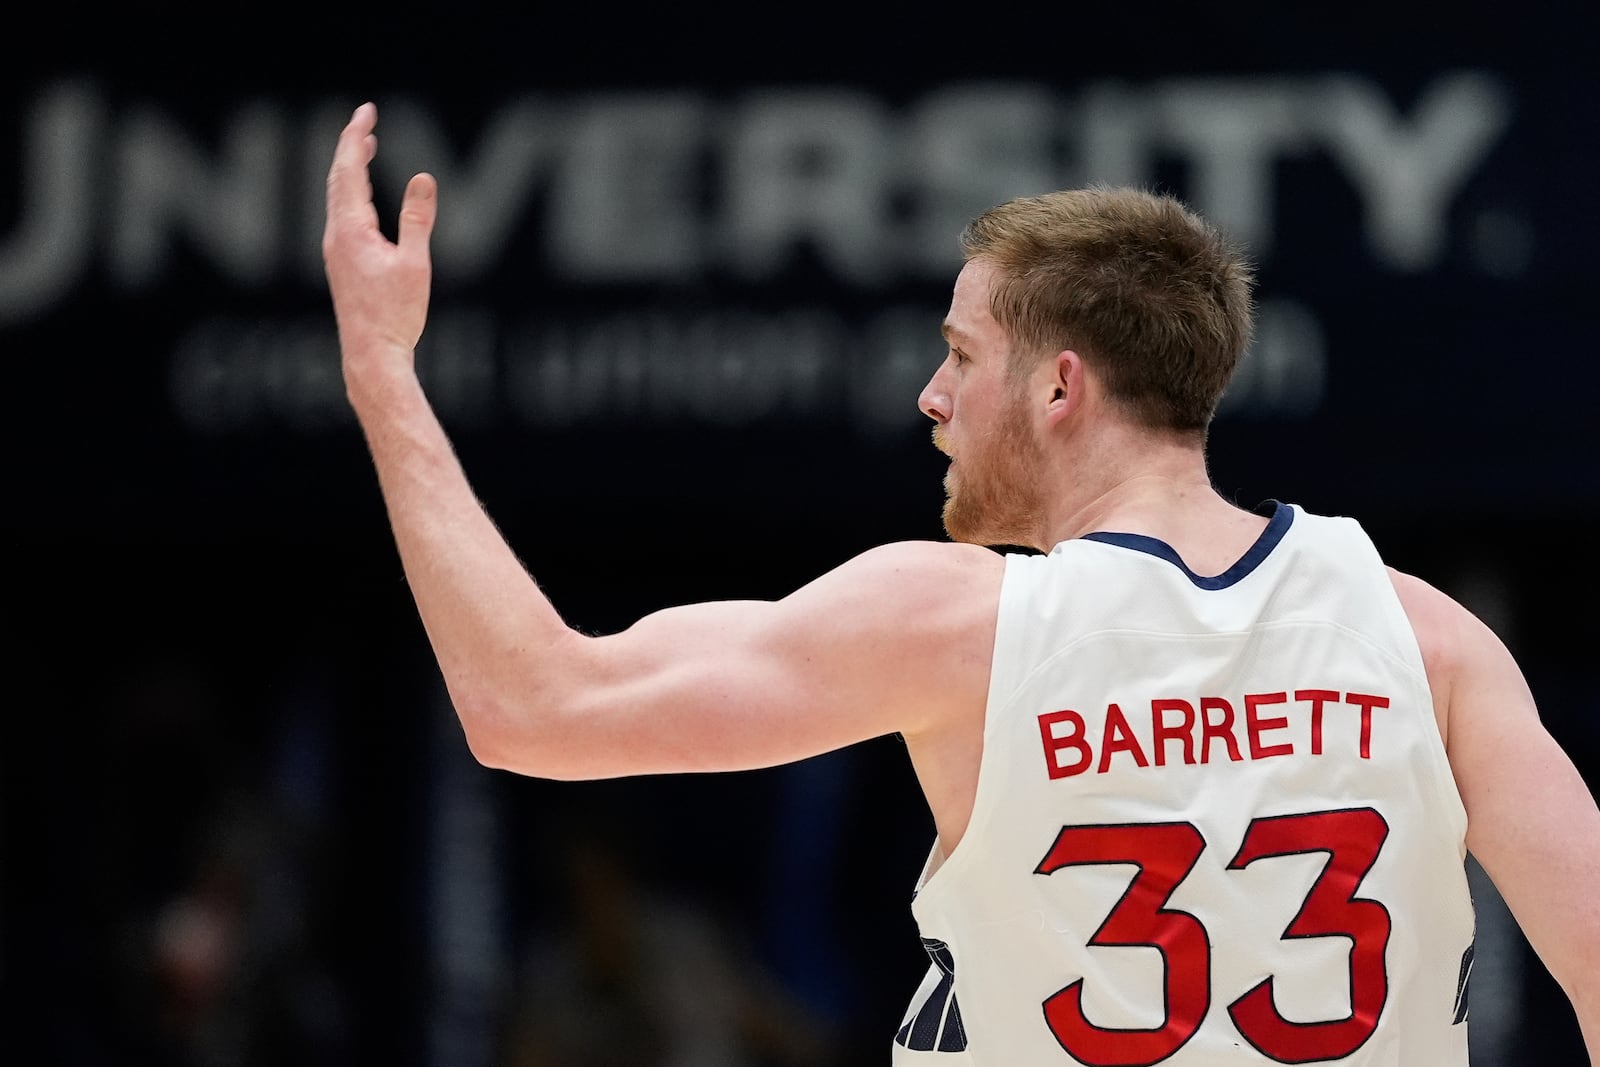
[913,550,1042,905]
[1347,521,1470,846]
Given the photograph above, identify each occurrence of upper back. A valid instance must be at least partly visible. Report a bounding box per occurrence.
[898,501,1477,1066]
[978,499,1466,854]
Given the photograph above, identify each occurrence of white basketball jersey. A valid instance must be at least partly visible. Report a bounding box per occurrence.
[893,502,1476,1066]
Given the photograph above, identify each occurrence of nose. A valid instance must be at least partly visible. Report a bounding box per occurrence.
[919,361,952,424]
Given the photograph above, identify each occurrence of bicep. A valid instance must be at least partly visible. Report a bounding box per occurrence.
[513,543,998,780]
[583,597,909,775]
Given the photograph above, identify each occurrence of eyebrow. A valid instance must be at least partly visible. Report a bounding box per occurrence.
[941,322,971,346]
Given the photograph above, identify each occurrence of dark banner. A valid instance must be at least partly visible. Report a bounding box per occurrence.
[3,7,1596,545]
[4,8,1595,1065]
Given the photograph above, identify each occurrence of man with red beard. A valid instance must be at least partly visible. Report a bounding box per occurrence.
[323,103,1599,1066]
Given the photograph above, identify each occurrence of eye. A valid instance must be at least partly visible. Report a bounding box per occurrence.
[950,348,969,366]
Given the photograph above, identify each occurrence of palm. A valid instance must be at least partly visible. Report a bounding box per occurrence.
[322,103,437,367]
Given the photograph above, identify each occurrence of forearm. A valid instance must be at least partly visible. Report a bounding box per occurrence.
[321,106,582,765]
[349,365,581,760]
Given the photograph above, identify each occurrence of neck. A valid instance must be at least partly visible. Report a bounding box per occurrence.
[1030,426,1234,550]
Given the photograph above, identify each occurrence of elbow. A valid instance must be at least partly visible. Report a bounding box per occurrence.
[444,645,599,779]
[449,685,527,772]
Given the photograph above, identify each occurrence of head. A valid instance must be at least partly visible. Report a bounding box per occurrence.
[919,185,1255,545]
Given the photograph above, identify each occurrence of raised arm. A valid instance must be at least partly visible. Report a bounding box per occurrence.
[1394,570,1600,1061]
[321,103,1003,782]
[463,539,1000,779]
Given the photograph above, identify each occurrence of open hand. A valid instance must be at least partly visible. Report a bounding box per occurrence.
[322,102,437,388]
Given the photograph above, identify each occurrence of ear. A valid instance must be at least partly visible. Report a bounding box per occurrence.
[1043,349,1086,429]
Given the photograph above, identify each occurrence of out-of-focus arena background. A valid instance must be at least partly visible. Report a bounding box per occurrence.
[4,4,1595,1064]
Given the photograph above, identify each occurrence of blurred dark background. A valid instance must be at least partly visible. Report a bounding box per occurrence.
[4,4,1596,1064]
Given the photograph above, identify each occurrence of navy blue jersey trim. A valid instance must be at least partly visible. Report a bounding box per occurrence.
[1079,499,1292,590]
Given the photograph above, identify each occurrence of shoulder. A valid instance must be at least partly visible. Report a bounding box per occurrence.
[773,541,1007,666]
[1386,566,1498,664]
[867,537,1007,605]
[790,538,1009,597]
[1386,565,1527,747]
[755,541,1006,737]
[836,539,1008,587]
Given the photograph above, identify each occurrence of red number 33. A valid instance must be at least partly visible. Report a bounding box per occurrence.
[1035,808,1391,1066]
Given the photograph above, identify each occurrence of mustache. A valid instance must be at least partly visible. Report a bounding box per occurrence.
[932,425,951,456]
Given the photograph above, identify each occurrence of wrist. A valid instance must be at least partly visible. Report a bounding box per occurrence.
[344,350,426,421]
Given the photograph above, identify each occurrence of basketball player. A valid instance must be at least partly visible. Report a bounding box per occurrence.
[323,102,1599,1064]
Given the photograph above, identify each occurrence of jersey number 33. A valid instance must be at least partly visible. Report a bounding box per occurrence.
[1037,807,1390,1066]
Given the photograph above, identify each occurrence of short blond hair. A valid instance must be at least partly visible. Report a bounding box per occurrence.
[961,186,1255,433]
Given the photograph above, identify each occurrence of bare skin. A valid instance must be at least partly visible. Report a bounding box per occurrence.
[324,103,1599,1060]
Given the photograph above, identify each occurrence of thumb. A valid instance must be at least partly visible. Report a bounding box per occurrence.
[397,172,438,254]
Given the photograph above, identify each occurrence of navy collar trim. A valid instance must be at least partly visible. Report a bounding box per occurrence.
[1078,499,1293,590]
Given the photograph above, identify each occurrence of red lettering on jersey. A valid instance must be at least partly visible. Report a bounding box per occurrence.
[1345,692,1390,758]
[1245,692,1292,759]
[1151,698,1197,766]
[1295,688,1339,755]
[1098,703,1151,773]
[1041,687,1394,781]
[1199,697,1243,763]
[1039,709,1092,779]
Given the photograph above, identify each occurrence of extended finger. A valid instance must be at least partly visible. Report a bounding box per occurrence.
[397,172,438,256]
[325,102,380,230]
